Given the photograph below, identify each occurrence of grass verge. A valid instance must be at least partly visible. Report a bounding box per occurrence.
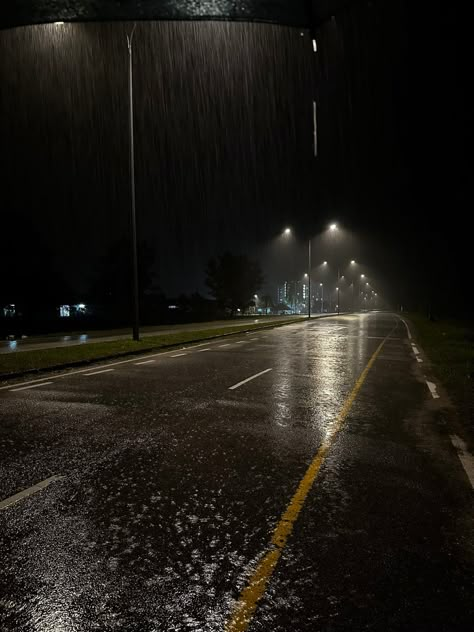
[406,313,474,417]
[0,319,303,379]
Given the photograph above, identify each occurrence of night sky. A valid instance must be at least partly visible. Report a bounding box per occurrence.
[0,1,469,315]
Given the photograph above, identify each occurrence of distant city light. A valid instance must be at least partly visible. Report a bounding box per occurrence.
[361,274,365,278]
[3,304,16,318]
[77,303,86,309]
[59,305,70,318]
[54,22,64,25]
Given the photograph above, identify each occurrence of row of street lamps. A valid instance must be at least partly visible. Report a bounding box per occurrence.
[281,225,378,316]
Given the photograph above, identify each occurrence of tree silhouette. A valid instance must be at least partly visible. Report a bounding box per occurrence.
[206,252,263,316]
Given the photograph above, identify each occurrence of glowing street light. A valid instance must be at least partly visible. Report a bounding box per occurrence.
[351,260,356,264]
[329,223,338,231]
[281,227,312,319]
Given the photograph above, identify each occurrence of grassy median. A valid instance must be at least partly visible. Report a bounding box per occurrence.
[407,313,474,417]
[0,319,303,379]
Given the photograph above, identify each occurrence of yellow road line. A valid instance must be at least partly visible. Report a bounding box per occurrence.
[225,336,389,632]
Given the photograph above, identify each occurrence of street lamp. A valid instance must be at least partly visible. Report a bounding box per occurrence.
[127,24,140,341]
[358,274,366,310]
[281,227,312,320]
[329,223,338,231]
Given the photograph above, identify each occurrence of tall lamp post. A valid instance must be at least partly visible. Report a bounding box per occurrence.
[359,274,366,310]
[320,283,324,313]
[281,224,341,319]
[308,239,312,318]
[127,24,140,342]
[282,228,312,320]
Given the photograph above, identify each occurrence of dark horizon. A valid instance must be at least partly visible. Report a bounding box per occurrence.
[1,2,469,318]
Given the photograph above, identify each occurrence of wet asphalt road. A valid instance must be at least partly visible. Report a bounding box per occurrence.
[0,313,472,631]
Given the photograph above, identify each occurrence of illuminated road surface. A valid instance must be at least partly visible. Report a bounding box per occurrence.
[0,313,472,631]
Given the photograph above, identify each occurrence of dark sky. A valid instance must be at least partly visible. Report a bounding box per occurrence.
[0,1,469,314]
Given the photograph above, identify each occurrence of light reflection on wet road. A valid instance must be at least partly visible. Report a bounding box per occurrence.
[0,313,472,631]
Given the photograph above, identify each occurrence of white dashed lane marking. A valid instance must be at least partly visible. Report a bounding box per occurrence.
[229,368,273,391]
[426,381,440,399]
[450,435,474,489]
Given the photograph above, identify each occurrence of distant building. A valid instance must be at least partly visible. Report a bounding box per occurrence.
[277,281,308,314]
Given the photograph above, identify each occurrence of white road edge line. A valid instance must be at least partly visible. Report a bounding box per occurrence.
[218,344,231,348]
[229,368,273,391]
[401,318,412,339]
[412,345,420,354]
[171,353,187,358]
[197,348,211,353]
[10,382,53,392]
[0,475,66,510]
[84,369,115,376]
[426,381,440,399]
[450,435,474,489]
[135,360,155,365]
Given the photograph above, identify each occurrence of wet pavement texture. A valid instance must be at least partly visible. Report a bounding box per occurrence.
[0,313,472,631]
